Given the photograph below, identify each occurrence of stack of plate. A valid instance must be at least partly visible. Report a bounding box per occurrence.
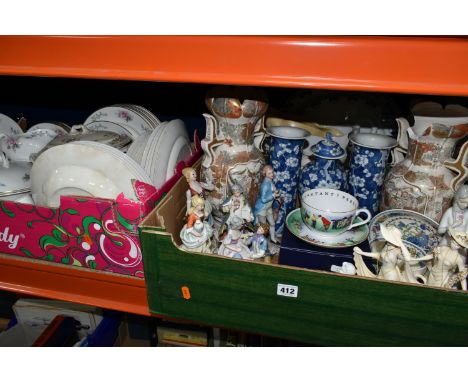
[31,142,153,207]
[130,119,192,188]
[84,104,160,141]
[1,105,193,206]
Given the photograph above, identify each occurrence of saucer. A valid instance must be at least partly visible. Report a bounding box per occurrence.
[285,208,369,248]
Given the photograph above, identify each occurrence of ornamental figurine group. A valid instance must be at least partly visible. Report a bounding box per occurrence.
[179,163,468,291]
[180,165,280,262]
[354,185,468,290]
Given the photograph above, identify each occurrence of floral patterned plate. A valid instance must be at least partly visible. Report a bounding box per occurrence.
[286,208,369,248]
[84,106,154,139]
[368,209,439,254]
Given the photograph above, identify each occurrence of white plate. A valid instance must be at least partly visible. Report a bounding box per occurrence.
[0,113,23,136]
[84,106,154,137]
[73,141,151,183]
[31,142,151,207]
[152,119,190,185]
[140,122,165,183]
[165,134,192,180]
[84,120,142,141]
[116,104,161,128]
[127,131,152,164]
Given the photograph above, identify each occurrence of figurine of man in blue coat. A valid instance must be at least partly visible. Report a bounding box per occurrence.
[253,165,279,243]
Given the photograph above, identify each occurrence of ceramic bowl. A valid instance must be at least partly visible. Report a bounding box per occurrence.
[300,188,371,236]
[31,142,152,207]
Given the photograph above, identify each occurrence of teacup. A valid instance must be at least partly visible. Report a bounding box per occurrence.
[301,188,371,236]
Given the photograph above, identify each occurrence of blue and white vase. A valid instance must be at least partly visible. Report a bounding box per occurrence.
[348,133,397,216]
[299,132,347,196]
[267,126,309,235]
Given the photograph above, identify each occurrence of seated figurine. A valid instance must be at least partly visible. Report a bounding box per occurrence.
[221,183,253,228]
[180,195,213,254]
[244,223,270,260]
[217,215,252,260]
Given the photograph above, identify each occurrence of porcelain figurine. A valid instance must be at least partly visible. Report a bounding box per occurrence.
[353,224,429,284]
[182,167,214,223]
[253,165,280,243]
[180,195,214,254]
[427,228,468,290]
[244,223,270,260]
[200,87,268,224]
[382,103,468,222]
[221,183,254,228]
[438,185,468,244]
[217,215,252,260]
[299,132,347,195]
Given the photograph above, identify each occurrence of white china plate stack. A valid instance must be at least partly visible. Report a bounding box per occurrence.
[84,104,160,141]
[134,119,192,188]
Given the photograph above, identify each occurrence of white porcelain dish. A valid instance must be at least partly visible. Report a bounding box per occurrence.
[85,120,140,141]
[31,142,152,207]
[142,119,190,187]
[115,104,161,128]
[84,106,154,137]
[73,141,151,183]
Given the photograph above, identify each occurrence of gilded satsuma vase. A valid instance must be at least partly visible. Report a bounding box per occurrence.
[200,87,268,222]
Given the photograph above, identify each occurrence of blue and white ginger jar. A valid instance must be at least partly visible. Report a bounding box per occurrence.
[299,132,347,195]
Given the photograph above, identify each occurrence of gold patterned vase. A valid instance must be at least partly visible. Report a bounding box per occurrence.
[200,88,268,221]
[381,123,468,222]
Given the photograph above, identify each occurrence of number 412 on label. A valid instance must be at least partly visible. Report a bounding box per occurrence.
[277,283,299,298]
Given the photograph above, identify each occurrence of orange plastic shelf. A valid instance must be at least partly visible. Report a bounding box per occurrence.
[0,36,467,95]
[0,254,149,315]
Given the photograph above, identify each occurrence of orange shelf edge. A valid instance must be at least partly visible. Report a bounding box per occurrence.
[0,36,467,95]
[0,254,150,316]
